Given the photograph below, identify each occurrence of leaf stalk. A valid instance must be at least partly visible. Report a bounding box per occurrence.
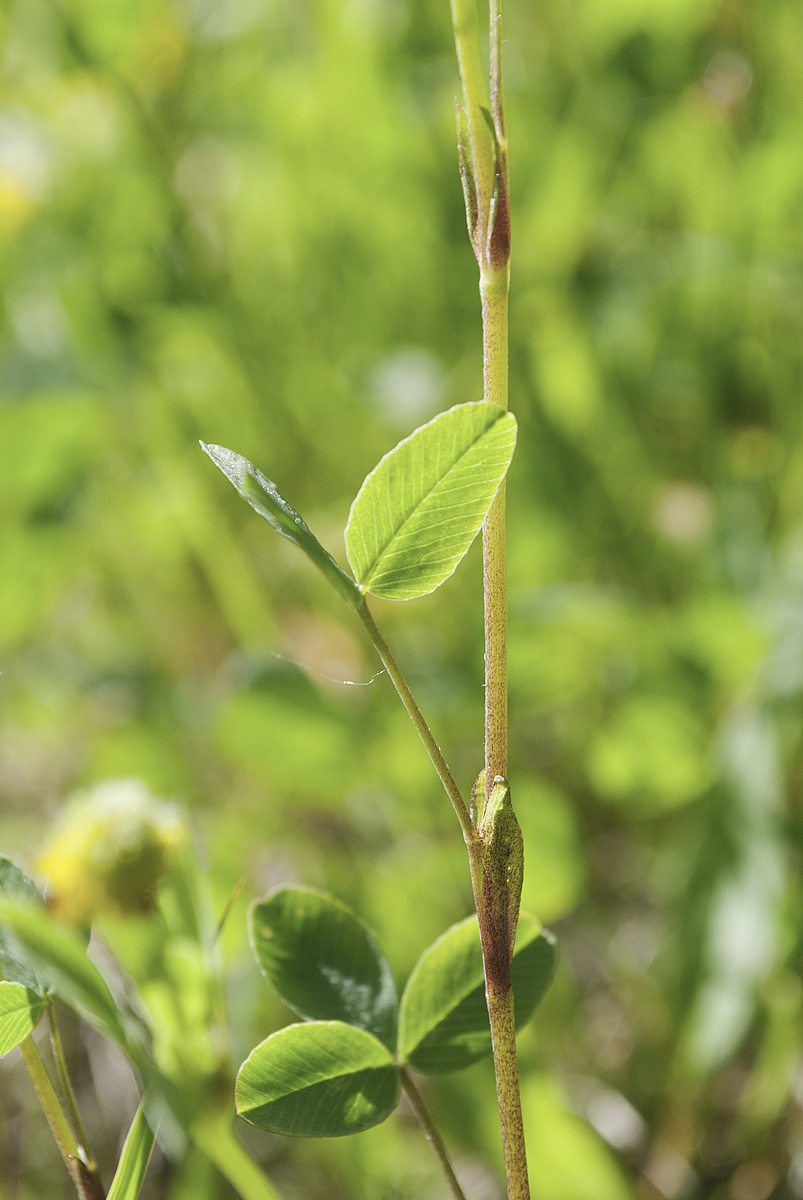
[46,999,100,1180]
[400,1067,468,1200]
[357,601,473,840]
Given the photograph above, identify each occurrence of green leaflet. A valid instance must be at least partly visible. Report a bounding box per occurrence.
[107,1100,155,1200]
[345,401,517,600]
[0,857,42,992]
[236,1021,400,1137]
[398,913,556,1074]
[0,981,43,1055]
[200,443,362,609]
[249,887,397,1050]
[0,900,130,1048]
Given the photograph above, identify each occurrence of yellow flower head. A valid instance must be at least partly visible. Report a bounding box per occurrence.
[36,779,187,923]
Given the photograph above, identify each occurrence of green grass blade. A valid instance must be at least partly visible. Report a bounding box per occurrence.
[107,1099,155,1200]
[345,401,517,600]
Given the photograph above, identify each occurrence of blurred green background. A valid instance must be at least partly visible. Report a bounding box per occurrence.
[2,0,803,1196]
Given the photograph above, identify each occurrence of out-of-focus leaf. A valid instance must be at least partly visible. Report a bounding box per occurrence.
[0,859,42,992]
[215,687,353,795]
[0,982,43,1055]
[106,1099,155,1200]
[345,401,517,600]
[249,887,397,1049]
[0,901,130,1048]
[163,1146,218,1200]
[515,777,586,922]
[0,394,103,518]
[201,443,361,609]
[398,913,556,1074]
[236,1021,399,1137]
[521,1075,632,1200]
[587,694,712,813]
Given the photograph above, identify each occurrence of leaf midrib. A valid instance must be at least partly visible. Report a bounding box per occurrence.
[357,412,505,590]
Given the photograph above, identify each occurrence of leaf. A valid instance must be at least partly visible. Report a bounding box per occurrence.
[236,1021,400,1137]
[0,981,43,1055]
[0,905,192,1144]
[398,913,556,1074]
[249,887,397,1050]
[201,443,362,609]
[107,1099,155,1200]
[0,857,42,991]
[0,901,131,1048]
[345,401,517,600]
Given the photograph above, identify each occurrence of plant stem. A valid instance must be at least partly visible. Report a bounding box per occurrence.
[449,0,495,242]
[19,1036,105,1200]
[479,198,530,1200]
[47,999,99,1176]
[481,255,510,797]
[450,0,527,1197]
[485,977,529,1200]
[400,1068,468,1200]
[482,483,507,795]
[357,600,474,841]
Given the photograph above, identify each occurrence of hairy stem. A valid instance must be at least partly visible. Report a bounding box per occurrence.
[485,988,528,1200]
[479,192,527,1200]
[20,1037,105,1200]
[47,1000,99,1176]
[400,1068,468,1200]
[450,0,525,1195]
[483,482,507,795]
[357,600,473,840]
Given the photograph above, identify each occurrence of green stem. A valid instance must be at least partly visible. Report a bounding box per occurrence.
[485,988,528,1200]
[47,999,99,1175]
[450,0,525,1194]
[19,1036,105,1200]
[450,0,495,241]
[481,271,509,800]
[465,833,528,1200]
[400,1068,467,1200]
[489,0,504,128]
[479,206,529,1200]
[192,1116,282,1200]
[483,482,507,795]
[357,600,474,841]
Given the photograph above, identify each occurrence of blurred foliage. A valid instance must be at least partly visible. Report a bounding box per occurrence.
[2,0,803,1196]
